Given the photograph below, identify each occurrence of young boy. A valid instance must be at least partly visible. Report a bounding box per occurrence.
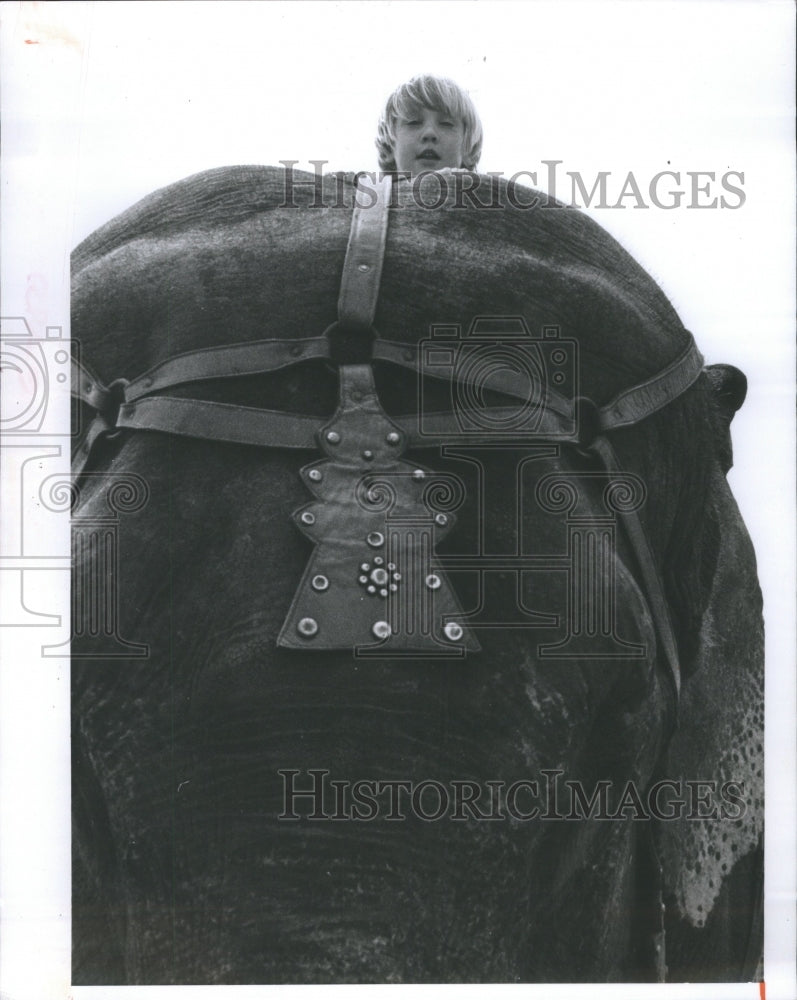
[375,74,483,177]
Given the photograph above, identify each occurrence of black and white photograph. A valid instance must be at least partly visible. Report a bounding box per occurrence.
[1,2,794,996]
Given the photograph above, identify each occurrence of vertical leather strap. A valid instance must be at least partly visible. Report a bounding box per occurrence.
[590,434,682,702]
[336,175,392,335]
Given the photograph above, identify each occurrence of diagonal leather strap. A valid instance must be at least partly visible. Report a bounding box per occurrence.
[123,337,331,402]
[374,337,705,431]
[598,340,704,431]
[336,175,392,334]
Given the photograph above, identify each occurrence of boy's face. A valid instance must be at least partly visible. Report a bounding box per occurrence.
[392,104,466,174]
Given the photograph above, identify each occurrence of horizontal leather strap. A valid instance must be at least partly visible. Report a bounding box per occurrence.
[113,395,579,450]
[117,397,325,449]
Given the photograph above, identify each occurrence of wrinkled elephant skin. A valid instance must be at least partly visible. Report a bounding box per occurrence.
[71,169,763,984]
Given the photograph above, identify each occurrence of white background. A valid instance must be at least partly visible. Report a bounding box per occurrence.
[1,2,794,998]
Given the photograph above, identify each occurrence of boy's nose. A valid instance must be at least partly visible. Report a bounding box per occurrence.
[421,121,439,141]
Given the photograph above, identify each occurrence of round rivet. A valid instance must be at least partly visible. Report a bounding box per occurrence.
[412,469,425,481]
[373,556,384,565]
[359,574,368,584]
[326,430,341,444]
[311,575,329,592]
[380,589,388,597]
[393,572,402,581]
[367,585,376,594]
[387,562,396,571]
[367,532,384,548]
[308,469,322,482]
[297,617,319,637]
[435,513,448,527]
[372,620,391,639]
[362,449,374,461]
[300,511,315,525]
[371,568,389,586]
[389,583,398,592]
[360,562,370,571]
[444,622,463,642]
[358,263,370,272]
[386,431,401,445]
[425,574,441,590]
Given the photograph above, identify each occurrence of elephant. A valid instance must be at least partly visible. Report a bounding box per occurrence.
[70,166,763,984]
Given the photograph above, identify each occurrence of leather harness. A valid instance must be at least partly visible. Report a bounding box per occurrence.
[72,174,705,695]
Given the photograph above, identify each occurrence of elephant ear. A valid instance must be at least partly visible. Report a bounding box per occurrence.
[654,374,764,982]
[703,364,748,473]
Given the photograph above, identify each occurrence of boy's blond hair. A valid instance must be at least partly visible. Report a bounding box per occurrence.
[375,74,483,172]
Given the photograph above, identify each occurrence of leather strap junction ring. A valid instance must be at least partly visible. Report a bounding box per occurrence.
[72,173,706,693]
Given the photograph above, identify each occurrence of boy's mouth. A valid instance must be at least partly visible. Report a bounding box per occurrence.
[417,149,441,161]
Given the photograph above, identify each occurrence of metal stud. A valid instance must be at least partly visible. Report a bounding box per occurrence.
[326,430,341,444]
[379,589,388,597]
[387,562,396,571]
[425,574,441,590]
[393,572,402,581]
[412,469,425,481]
[372,620,391,639]
[367,585,376,594]
[358,263,370,272]
[359,575,368,584]
[300,511,316,525]
[371,568,389,586]
[308,469,322,482]
[389,583,398,592]
[297,617,319,637]
[386,431,400,445]
[434,513,448,527]
[367,532,384,548]
[444,622,463,642]
[362,449,374,461]
[373,556,384,566]
[361,562,370,571]
[311,575,329,592]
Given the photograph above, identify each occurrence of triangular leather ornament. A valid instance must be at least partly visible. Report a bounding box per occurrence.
[278,365,479,655]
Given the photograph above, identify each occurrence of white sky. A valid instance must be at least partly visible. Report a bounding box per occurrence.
[1,2,795,998]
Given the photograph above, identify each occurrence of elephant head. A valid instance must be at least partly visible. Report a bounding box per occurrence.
[70,168,763,984]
